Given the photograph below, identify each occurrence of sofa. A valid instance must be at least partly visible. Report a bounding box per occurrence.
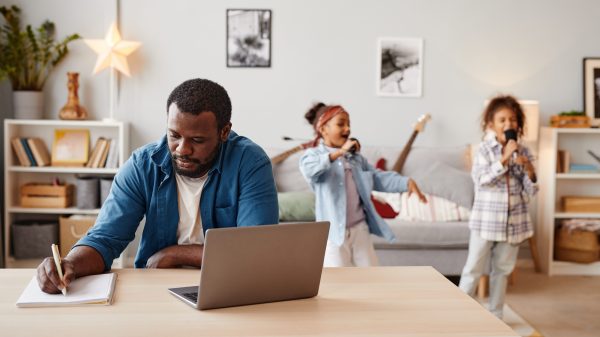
[266,144,474,276]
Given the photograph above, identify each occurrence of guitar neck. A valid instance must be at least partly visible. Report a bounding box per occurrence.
[391,131,418,173]
[270,145,304,165]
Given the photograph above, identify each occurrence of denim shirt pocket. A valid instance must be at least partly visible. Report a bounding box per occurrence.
[214,205,237,228]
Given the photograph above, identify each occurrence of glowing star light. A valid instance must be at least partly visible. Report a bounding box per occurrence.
[84,23,141,77]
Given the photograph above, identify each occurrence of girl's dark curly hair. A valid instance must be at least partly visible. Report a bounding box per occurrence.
[482,95,526,138]
[304,102,327,130]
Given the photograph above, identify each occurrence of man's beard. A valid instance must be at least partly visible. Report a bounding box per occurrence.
[171,142,221,178]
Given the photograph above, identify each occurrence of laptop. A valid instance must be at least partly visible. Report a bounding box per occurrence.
[168,221,330,310]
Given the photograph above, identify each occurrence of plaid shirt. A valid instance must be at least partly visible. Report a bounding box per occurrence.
[469,131,538,244]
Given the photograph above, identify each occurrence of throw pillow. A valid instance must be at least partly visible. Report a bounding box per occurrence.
[278,192,315,222]
[412,161,474,208]
[397,192,471,222]
[370,194,399,219]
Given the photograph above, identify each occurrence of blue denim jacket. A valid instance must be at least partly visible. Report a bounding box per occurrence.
[77,131,279,270]
[299,143,409,246]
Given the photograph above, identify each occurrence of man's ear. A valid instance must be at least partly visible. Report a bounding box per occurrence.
[220,122,232,141]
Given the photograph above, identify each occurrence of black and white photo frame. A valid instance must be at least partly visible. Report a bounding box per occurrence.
[226,9,272,68]
[583,57,600,121]
[377,37,423,97]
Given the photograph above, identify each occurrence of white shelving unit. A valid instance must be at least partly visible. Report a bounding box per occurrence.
[3,119,129,268]
[537,127,600,275]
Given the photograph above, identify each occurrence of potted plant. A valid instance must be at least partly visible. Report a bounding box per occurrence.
[0,5,80,119]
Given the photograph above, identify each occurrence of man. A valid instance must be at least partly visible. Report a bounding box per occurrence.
[37,78,279,294]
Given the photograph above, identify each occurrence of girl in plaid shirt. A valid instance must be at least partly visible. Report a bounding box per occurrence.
[459,95,538,319]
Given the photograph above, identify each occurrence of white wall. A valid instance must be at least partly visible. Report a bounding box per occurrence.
[2,0,600,151]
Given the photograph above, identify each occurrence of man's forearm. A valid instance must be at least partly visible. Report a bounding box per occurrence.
[146,244,203,268]
[65,246,106,277]
[170,245,204,268]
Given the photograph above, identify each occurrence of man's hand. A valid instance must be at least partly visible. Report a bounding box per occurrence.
[407,179,428,203]
[146,244,203,269]
[36,257,75,294]
[36,246,106,294]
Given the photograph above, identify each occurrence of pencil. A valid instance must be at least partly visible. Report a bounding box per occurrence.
[51,244,67,295]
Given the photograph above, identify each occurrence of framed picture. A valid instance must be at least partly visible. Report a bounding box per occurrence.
[51,129,90,166]
[377,37,423,97]
[226,9,271,67]
[583,57,600,121]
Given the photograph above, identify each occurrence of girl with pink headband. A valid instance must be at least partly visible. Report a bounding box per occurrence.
[300,103,427,267]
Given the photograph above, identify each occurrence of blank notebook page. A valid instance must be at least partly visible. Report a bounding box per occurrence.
[16,273,117,308]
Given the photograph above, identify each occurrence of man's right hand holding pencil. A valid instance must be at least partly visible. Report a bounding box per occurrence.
[36,245,105,294]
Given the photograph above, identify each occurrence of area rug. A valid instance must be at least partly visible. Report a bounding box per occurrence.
[503,304,543,337]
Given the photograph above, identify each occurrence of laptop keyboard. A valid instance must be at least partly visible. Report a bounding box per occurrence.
[182,291,198,303]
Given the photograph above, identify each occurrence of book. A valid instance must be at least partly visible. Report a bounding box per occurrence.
[11,138,31,166]
[27,137,51,167]
[557,149,570,173]
[16,273,117,308]
[20,138,37,166]
[91,138,108,168]
[104,138,119,169]
[569,164,599,173]
[98,138,111,168]
[86,137,103,168]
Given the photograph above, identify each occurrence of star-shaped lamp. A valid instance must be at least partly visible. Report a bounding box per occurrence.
[84,23,141,120]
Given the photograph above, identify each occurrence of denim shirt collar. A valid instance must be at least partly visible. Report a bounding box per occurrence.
[149,131,239,178]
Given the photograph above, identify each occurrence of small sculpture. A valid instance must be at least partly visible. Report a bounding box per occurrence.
[59,72,88,120]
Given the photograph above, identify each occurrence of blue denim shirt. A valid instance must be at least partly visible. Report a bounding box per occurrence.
[299,142,409,246]
[77,131,279,270]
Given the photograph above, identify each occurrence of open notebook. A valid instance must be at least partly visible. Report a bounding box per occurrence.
[16,273,117,308]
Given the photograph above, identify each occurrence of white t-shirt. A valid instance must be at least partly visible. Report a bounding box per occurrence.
[175,173,208,245]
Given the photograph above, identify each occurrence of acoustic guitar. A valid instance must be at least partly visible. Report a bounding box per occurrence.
[390,113,431,173]
[371,114,431,218]
[270,141,313,165]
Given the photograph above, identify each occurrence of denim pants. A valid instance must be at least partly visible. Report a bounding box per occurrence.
[459,231,520,319]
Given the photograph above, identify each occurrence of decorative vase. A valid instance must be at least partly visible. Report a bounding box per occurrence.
[13,91,44,119]
[59,72,88,120]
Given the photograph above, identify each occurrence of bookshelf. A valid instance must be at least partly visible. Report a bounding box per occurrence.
[537,127,600,275]
[3,119,129,268]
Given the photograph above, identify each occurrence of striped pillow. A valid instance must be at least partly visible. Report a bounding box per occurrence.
[371,191,470,222]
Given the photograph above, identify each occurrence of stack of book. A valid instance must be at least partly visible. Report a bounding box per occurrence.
[86,137,119,168]
[11,137,51,167]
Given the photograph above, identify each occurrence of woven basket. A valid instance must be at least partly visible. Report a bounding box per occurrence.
[554,226,600,263]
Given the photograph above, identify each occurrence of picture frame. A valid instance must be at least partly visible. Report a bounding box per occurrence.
[377,37,423,97]
[583,57,600,121]
[51,129,90,166]
[226,9,272,68]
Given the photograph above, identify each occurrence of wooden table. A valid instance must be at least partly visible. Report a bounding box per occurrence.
[0,267,517,337]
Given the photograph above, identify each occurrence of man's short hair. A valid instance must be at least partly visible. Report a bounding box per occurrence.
[166,79,232,130]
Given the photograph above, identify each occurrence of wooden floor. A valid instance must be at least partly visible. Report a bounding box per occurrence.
[504,265,600,337]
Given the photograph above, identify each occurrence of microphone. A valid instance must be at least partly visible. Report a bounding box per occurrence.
[503,129,518,160]
[348,137,359,154]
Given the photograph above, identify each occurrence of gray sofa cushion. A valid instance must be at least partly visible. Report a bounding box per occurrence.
[371,219,470,249]
[400,146,469,177]
[413,161,474,208]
